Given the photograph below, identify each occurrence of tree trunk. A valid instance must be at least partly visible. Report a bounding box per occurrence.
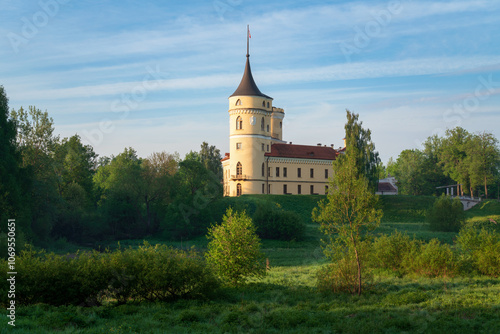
[354,247,362,296]
[484,176,488,199]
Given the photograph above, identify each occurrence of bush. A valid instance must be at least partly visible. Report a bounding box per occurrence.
[205,208,265,286]
[402,238,457,277]
[372,230,413,274]
[456,227,500,277]
[253,203,305,241]
[427,194,464,232]
[0,243,219,307]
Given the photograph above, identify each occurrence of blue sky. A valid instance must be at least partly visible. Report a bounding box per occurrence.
[1,0,499,164]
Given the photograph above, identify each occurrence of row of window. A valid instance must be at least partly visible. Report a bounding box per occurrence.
[233,183,329,197]
[260,164,329,179]
[235,116,281,131]
[235,99,271,108]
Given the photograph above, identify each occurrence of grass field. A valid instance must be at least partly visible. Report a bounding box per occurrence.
[10,196,500,333]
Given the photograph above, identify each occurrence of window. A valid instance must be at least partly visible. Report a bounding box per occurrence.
[276,167,280,177]
[297,168,301,178]
[267,124,269,132]
[279,121,282,129]
[261,117,265,131]
[236,162,242,176]
[261,143,265,151]
[310,185,314,194]
[267,102,270,108]
[267,167,271,176]
[237,183,242,196]
[298,185,301,194]
[310,168,314,178]
[236,116,242,130]
[261,163,265,177]
[325,185,329,194]
[236,99,242,106]
[283,184,287,194]
[236,142,242,150]
[262,101,265,107]
[267,144,269,151]
[325,169,328,179]
[283,167,287,177]
[262,184,265,194]
[268,184,272,194]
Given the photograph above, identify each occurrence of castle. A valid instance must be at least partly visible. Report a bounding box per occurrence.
[222,35,343,197]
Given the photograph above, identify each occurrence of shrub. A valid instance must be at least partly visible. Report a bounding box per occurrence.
[456,227,500,277]
[402,238,457,277]
[1,243,219,307]
[427,194,464,232]
[205,208,265,286]
[371,230,413,274]
[252,203,305,241]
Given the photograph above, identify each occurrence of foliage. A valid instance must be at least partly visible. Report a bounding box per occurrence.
[402,238,457,277]
[313,151,382,295]
[427,194,465,232]
[252,203,305,241]
[456,227,500,277]
[0,243,218,307]
[371,230,413,274]
[206,208,265,286]
[343,110,381,191]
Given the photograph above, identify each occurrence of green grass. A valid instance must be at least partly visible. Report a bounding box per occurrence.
[14,195,500,333]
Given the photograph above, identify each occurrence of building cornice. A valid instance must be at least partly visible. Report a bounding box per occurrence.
[229,108,271,116]
[266,157,334,165]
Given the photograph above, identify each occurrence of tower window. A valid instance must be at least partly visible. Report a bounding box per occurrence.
[261,143,264,151]
[283,167,287,177]
[261,117,265,131]
[236,116,242,130]
[297,168,301,178]
[237,183,242,196]
[280,121,282,129]
[267,167,271,177]
[236,99,242,106]
[236,142,242,150]
[261,163,265,177]
[267,144,269,151]
[236,162,242,176]
[276,167,280,177]
[262,101,265,107]
[310,168,314,178]
[267,124,269,132]
[325,169,328,178]
[267,102,270,108]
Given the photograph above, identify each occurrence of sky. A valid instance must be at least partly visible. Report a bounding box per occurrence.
[1,0,500,164]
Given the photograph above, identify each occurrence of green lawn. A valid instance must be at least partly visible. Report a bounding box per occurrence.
[12,196,500,333]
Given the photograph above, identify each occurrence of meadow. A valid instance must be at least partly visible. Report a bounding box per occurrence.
[7,196,500,333]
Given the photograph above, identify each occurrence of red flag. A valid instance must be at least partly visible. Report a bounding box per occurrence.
[248,28,251,38]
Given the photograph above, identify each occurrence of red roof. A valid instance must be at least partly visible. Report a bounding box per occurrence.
[377,182,397,193]
[265,143,338,160]
[221,152,230,162]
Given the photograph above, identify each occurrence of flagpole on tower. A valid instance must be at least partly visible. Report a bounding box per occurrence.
[247,24,250,57]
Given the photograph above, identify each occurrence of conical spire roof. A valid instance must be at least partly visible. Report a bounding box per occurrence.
[230,55,272,99]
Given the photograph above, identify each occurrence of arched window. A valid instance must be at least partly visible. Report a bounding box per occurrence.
[236,116,242,130]
[261,162,265,177]
[262,101,265,107]
[236,162,242,176]
[236,99,242,106]
[261,117,265,131]
[237,183,242,196]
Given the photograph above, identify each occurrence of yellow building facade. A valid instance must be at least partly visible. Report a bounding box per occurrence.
[222,51,342,196]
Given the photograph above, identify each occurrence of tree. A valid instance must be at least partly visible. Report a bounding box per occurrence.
[343,110,380,191]
[313,151,382,295]
[205,208,265,286]
[10,106,60,242]
[438,127,471,196]
[140,151,178,232]
[427,194,464,232]
[0,86,22,222]
[466,132,500,198]
[199,141,223,181]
